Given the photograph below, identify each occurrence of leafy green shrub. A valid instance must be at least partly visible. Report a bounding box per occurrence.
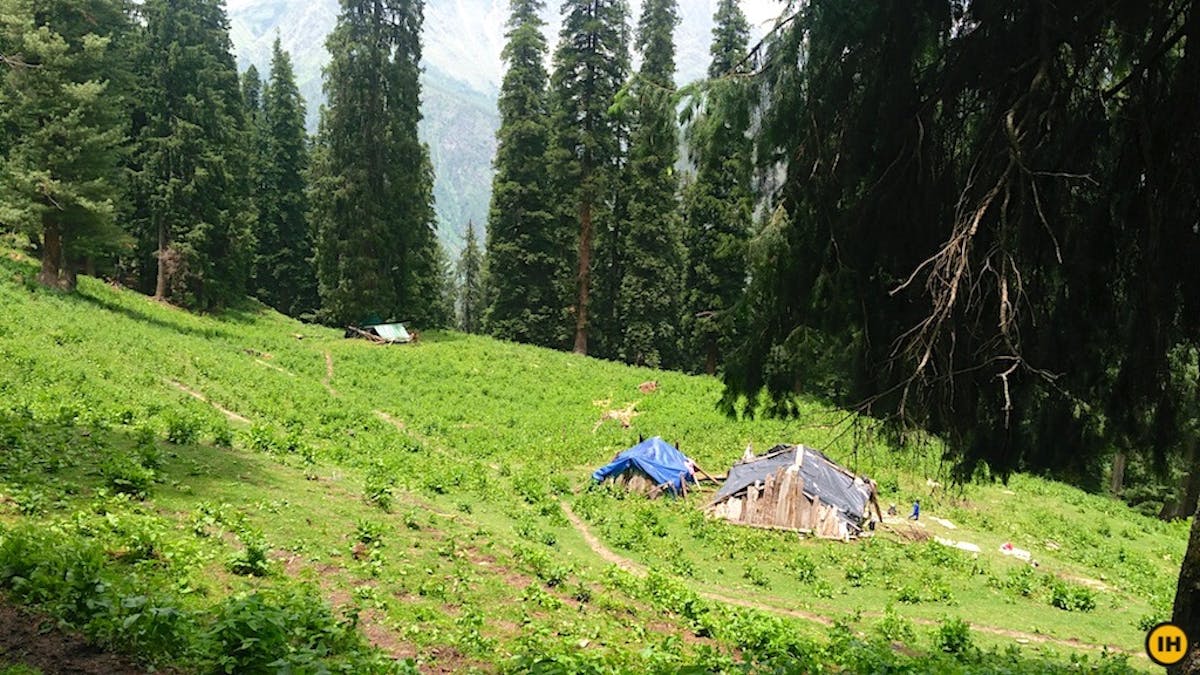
[209,421,233,448]
[875,606,916,642]
[164,412,201,445]
[786,552,818,583]
[894,585,922,604]
[363,463,395,512]
[1049,580,1096,612]
[9,486,49,515]
[242,424,275,453]
[354,519,385,547]
[205,587,385,673]
[227,529,271,577]
[844,560,868,586]
[934,616,973,655]
[100,453,155,498]
[515,520,557,547]
[742,565,769,588]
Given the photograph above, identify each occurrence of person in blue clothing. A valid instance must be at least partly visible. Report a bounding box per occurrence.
[909,499,920,520]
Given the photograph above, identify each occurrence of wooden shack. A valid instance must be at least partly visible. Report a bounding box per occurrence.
[707,445,880,540]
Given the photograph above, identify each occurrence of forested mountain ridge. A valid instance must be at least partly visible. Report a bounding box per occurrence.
[226,0,779,250]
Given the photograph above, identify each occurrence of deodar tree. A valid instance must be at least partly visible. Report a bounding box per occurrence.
[548,0,630,356]
[313,0,443,327]
[680,0,753,375]
[617,0,683,369]
[457,220,484,334]
[0,0,132,290]
[483,0,562,347]
[254,38,316,318]
[129,0,253,311]
[725,0,1199,666]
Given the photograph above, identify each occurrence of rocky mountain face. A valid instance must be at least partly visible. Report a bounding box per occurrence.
[227,0,780,251]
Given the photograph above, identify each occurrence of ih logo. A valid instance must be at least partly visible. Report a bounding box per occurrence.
[1146,622,1189,667]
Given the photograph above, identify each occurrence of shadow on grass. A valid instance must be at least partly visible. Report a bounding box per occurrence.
[0,409,277,509]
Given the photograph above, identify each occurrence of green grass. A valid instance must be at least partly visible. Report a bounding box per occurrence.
[0,247,1181,672]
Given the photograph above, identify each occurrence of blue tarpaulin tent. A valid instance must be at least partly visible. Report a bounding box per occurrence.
[592,437,695,495]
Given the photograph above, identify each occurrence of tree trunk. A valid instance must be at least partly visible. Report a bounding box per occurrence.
[705,338,717,375]
[84,257,95,278]
[1110,451,1126,495]
[1162,436,1200,520]
[573,198,592,355]
[38,222,63,289]
[62,259,77,292]
[154,220,167,299]
[1170,500,1200,674]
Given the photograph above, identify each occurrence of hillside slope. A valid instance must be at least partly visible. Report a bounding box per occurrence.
[0,249,1182,672]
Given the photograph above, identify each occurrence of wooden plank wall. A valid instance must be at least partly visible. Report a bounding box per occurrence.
[710,466,848,539]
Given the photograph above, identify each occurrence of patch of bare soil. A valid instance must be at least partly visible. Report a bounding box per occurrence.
[358,609,417,661]
[322,352,339,396]
[0,601,153,674]
[165,379,250,424]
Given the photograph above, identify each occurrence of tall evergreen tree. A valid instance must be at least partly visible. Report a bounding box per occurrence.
[0,0,131,289]
[128,0,253,310]
[548,0,630,356]
[483,0,560,346]
[617,0,682,368]
[241,65,262,120]
[313,0,442,327]
[457,221,484,333]
[680,0,753,374]
[707,0,748,77]
[254,38,315,317]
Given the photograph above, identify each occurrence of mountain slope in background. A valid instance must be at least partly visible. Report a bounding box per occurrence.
[228,0,781,251]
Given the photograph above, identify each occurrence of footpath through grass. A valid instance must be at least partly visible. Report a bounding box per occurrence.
[0,248,1183,672]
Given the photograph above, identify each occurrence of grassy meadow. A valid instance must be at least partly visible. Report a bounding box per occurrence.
[0,247,1184,672]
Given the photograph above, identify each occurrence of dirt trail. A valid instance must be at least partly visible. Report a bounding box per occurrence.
[557,500,1139,657]
[375,409,406,431]
[166,380,250,424]
[322,351,339,396]
[254,358,294,377]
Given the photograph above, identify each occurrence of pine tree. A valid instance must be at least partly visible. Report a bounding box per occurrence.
[128,0,253,310]
[707,0,748,77]
[483,0,560,347]
[313,0,441,327]
[241,65,262,120]
[617,0,683,368]
[679,0,752,374]
[548,0,631,356]
[254,38,315,317]
[457,221,484,333]
[0,0,132,290]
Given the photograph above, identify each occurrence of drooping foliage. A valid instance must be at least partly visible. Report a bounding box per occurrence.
[734,0,1200,481]
[312,0,444,327]
[483,0,561,346]
[723,0,1200,659]
[548,0,631,355]
[679,0,753,374]
[127,0,253,310]
[616,0,683,368]
[0,0,132,290]
[253,39,316,318]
